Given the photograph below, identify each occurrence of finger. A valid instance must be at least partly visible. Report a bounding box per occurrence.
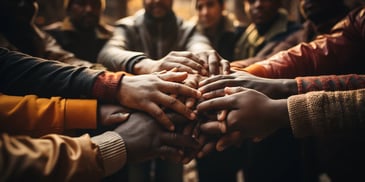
[160,132,201,150]
[197,95,235,113]
[160,81,201,99]
[158,146,184,163]
[208,53,221,75]
[171,56,206,74]
[201,88,225,100]
[199,76,234,93]
[197,142,216,158]
[221,59,230,75]
[185,97,196,108]
[217,110,227,121]
[224,87,247,95]
[143,101,174,131]
[182,122,195,136]
[154,93,196,120]
[216,131,243,151]
[199,75,225,87]
[103,113,130,126]
[158,71,189,82]
[200,121,226,134]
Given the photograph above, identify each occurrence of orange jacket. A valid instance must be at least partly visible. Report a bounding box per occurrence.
[0,93,97,137]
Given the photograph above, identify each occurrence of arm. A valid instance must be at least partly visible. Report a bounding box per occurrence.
[0,47,104,98]
[288,88,365,138]
[0,94,96,137]
[241,8,365,78]
[0,133,105,181]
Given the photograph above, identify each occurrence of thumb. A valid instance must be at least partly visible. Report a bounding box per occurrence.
[102,113,130,126]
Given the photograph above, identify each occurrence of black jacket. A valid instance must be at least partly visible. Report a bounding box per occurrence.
[0,48,103,98]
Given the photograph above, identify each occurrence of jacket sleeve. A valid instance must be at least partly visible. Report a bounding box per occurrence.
[0,133,104,181]
[0,47,103,98]
[241,7,365,79]
[0,94,97,137]
[97,23,147,73]
[287,88,365,138]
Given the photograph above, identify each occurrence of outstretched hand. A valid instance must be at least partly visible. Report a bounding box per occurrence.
[197,87,290,151]
[114,112,201,164]
[118,71,201,131]
[199,71,298,100]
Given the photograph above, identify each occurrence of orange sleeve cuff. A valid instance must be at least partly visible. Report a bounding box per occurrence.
[65,99,97,129]
[243,64,269,77]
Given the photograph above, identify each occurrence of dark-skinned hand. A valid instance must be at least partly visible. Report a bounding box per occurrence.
[118,71,201,131]
[133,51,208,75]
[197,87,289,152]
[114,112,201,164]
[193,50,230,76]
[199,71,298,100]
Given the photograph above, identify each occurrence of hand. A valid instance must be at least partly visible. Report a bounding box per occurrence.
[134,51,208,75]
[197,87,290,150]
[114,112,201,163]
[118,71,201,131]
[199,71,298,100]
[98,104,131,127]
[194,50,230,76]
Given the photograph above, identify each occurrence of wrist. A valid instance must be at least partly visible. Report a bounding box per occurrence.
[281,79,298,98]
[92,71,125,103]
[133,58,155,74]
[271,99,290,129]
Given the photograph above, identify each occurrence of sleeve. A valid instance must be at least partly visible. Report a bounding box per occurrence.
[295,74,365,94]
[287,88,365,138]
[0,94,97,137]
[97,25,147,73]
[0,47,103,98]
[0,133,104,181]
[241,8,365,79]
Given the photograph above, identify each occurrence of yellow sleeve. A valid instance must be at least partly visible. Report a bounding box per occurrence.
[0,133,104,181]
[0,94,97,137]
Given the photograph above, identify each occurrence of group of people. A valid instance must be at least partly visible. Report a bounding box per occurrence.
[1,0,365,181]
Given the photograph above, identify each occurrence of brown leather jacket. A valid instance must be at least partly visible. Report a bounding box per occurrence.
[241,7,365,78]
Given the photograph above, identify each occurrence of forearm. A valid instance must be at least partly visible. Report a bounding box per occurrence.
[0,133,104,181]
[287,88,365,138]
[0,48,102,98]
[0,94,97,137]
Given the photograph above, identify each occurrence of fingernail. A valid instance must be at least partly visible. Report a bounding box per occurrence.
[217,145,226,152]
[169,125,175,131]
[197,152,203,158]
[190,112,196,120]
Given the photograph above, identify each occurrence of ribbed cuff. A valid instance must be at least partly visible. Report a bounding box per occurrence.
[287,95,314,138]
[91,131,127,176]
[92,71,124,103]
[125,55,147,74]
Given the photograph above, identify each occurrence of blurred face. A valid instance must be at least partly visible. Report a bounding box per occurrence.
[244,0,281,25]
[299,0,336,23]
[68,0,103,31]
[144,0,173,19]
[196,0,223,29]
[0,0,38,26]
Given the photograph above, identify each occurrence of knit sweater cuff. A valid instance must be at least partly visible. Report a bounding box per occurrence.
[287,94,314,138]
[91,131,127,176]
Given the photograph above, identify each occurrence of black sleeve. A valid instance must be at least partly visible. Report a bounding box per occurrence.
[0,48,104,98]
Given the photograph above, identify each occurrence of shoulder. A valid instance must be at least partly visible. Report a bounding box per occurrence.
[115,10,144,27]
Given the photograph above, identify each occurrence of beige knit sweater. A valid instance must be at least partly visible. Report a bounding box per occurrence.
[287,88,365,138]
